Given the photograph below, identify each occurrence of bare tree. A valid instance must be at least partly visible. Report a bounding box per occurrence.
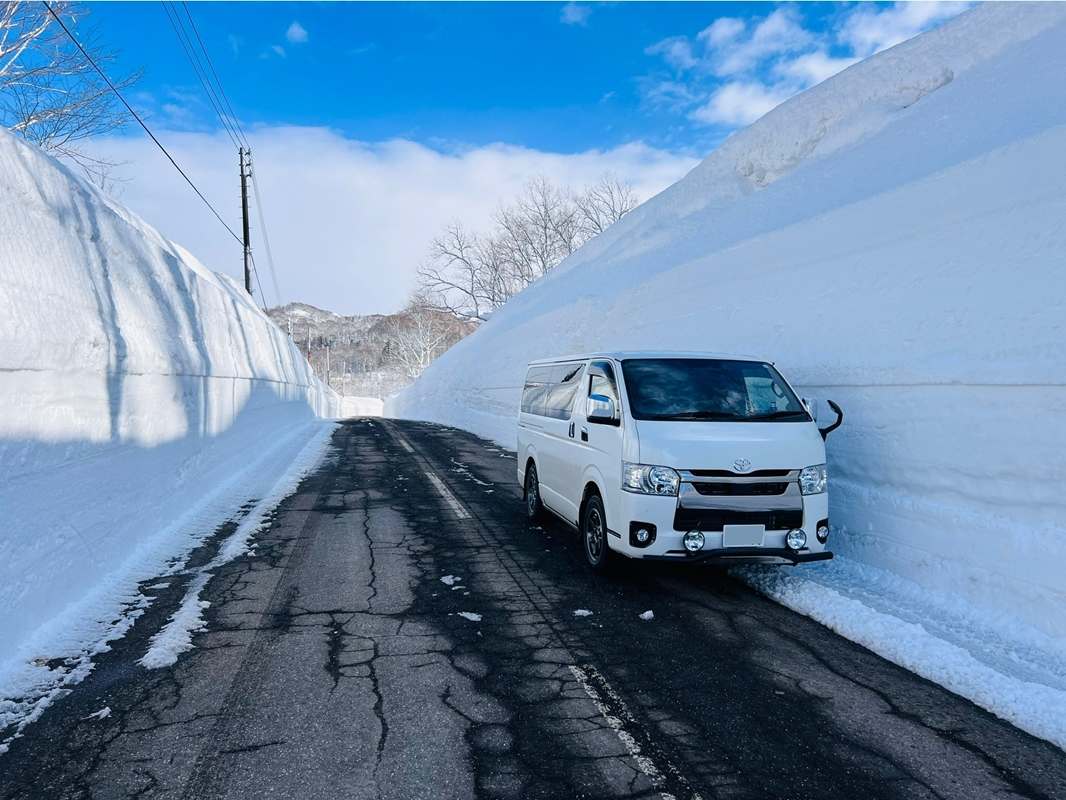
[415,172,641,323]
[416,221,509,322]
[385,297,470,381]
[494,175,582,284]
[0,2,140,191]
[575,170,640,236]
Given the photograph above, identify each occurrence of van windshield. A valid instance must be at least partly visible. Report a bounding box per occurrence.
[620,359,810,422]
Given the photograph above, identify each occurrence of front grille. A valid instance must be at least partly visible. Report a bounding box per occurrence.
[692,482,789,497]
[673,508,803,532]
[688,469,791,478]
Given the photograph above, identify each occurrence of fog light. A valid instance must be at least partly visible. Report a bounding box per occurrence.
[629,522,656,548]
[683,531,705,552]
[816,524,830,544]
[786,529,807,550]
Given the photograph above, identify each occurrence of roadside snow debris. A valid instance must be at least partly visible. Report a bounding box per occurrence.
[574,609,593,617]
[458,612,482,622]
[450,585,464,591]
[440,575,460,586]
[639,611,654,621]
[84,707,111,720]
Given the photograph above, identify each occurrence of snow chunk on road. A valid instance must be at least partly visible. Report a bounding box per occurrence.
[457,612,482,622]
[639,611,654,621]
[440,575,460,586]
[84,707,111,721]
[573,609,593,617]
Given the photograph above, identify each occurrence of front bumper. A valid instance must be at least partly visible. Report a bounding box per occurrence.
[642,547,834,566]
[614,487,831,564]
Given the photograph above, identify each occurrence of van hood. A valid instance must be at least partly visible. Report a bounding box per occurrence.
[634,420,825,472]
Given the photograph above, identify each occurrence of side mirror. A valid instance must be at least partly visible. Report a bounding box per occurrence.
[802,397,818,421]
[818,400,843,441]
[586,394,617,425]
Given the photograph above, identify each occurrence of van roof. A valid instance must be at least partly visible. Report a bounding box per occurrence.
[526,351,769,366]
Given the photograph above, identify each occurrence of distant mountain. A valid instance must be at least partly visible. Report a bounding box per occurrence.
[265,302,474,398]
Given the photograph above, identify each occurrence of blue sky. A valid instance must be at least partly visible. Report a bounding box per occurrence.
[91,1,964,154]
[83,2,968,314]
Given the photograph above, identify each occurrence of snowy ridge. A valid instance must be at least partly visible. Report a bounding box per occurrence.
[0,127,340,682]
[388,4,1066,747]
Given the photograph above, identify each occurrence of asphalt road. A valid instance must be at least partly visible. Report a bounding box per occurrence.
[1,419,1064,800]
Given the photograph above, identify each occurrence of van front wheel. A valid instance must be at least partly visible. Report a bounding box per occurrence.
[525,464,543,521]
[582,495,612,573]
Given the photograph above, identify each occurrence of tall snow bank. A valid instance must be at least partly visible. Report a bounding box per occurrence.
[388,2,1066,737]
[0,127,339,669]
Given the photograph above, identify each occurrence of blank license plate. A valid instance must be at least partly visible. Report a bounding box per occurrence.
[722,525,765,547]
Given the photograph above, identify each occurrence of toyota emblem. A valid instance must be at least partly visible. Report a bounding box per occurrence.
[733,458,751,472]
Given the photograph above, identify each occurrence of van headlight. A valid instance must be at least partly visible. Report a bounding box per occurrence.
[799,464,827,495]
[623,463,680,496]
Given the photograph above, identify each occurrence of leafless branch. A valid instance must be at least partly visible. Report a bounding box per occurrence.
[414,171,641,323]
[0,2,140,191]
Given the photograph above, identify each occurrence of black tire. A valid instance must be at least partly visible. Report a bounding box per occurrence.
[582,494,613,573]
[525,463,543,521]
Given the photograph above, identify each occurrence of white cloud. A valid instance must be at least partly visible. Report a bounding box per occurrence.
[703,8,814,77]
[161,103,192,120]
[840,2,971,57]
[692,82,791,127]
[699,17,745,48]
[270,44,285,57]
[286,21,308,44]
[560,3,591,26]
[86,129,697,316]
[645,2,970,131]
[778,51,859,85]
[645,36,698,72]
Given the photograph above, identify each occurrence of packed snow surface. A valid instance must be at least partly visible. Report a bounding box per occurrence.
[0,126,340,741]
[388,5,1066,748]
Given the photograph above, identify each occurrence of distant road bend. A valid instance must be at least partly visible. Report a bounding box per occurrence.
[2,419,1064,799]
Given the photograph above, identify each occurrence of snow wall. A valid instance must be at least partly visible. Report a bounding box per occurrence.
[0,128,340,668]
[389,4,1066,642]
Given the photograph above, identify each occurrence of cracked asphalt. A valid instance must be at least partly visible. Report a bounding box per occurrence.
[1,418,1065,800]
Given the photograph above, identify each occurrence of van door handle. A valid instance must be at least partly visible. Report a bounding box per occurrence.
[568,422,575,438]
[580,427,589,442]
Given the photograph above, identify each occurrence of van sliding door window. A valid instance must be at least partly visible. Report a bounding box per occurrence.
[522,363,584,420]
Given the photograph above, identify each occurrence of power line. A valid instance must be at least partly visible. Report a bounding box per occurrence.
[161,2,243,150]
[249,251,267,307]
[179,1,247,148]
[161,3,282,309]
[248,153,282,307]
[43,2,242,244]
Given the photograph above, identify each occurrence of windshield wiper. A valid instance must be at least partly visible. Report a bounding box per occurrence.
[746,410,809,421]
[646,411,737,421]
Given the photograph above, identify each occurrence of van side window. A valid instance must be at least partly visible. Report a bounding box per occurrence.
[521,362,584,420]
[587,361,618,403]
[590,374,617,405]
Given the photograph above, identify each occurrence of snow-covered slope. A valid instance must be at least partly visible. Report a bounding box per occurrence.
[0,128,340,678]
[388,4,1066,746]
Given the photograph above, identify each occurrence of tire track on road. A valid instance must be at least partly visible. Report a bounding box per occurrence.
[382,420,704,800]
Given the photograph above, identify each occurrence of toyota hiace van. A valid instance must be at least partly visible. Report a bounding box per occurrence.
[516,353,842,571]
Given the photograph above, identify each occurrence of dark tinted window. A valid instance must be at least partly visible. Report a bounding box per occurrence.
[521,362,584,419]
[620,359,809,422]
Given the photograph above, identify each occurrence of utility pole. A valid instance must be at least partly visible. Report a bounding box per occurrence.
[239,147,252,295]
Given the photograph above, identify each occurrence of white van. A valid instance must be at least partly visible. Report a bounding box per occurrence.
[516,352,842,571]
